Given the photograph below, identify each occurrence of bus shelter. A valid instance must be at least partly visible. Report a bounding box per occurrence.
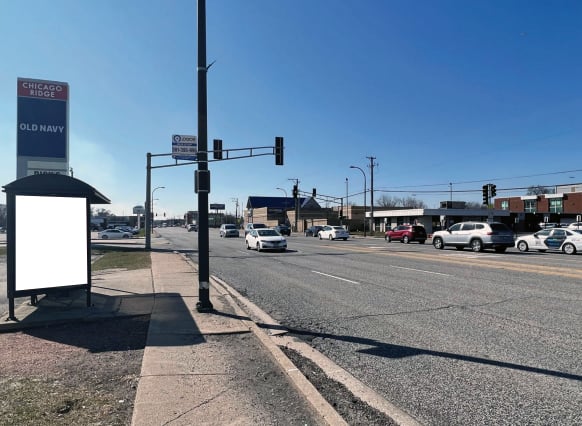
[2,174,110,320]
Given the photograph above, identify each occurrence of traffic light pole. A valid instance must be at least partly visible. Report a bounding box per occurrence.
[197,0,213,312]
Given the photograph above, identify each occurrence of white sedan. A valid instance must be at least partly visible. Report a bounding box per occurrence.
[245,229,287,252]
[98,229,132,239]
[318,225,349,241]
[515,228,555,252]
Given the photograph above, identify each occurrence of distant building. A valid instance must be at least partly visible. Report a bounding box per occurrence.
[371,204,511,234]
[494,183,582,232]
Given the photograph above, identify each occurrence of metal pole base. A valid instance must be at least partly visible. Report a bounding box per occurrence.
[196,288,214,312]
[196,300,214,312]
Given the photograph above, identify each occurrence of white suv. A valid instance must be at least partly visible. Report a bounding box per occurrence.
[432,221,514,253]
[244,223,267,236]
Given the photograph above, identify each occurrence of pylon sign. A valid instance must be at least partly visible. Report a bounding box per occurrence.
[16,77,69,178]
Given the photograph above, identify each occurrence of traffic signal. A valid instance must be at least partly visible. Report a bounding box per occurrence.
[275,136,284,165]
[490,184,497,198]
[312,188,316,197]
[213,139,223,160]
[292,184,298,198]
[482,184,489,205]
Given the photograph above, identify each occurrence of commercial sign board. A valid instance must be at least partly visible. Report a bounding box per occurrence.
[17,78,69,178]
[209,204,225,210]
[133,205,146,215]
[172,134,197,160]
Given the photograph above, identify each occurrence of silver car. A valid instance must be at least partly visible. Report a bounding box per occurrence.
[432,221,514,253]
[220,224,239,238]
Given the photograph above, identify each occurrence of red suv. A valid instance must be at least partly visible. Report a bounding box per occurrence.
[385,225,427,244]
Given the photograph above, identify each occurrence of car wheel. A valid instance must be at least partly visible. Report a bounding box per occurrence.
[343,238,347,241]
[517,241,528,252]
[433,237,444,249]
[101,235,108,240]
[563,243,576,255]
[402,235,410,244]
[318,233,322,240]
[123,234,129,239]
[386,236,391,243]
[329,235,333,241]
[246,241,251,250]
[494,247,507,253]
[256,243,261,252]
[470,239,483,252]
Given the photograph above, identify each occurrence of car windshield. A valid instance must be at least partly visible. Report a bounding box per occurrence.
[332,227,345,231]
[253,224,267,229]
[258,229,279,236]
[224,225,236,229]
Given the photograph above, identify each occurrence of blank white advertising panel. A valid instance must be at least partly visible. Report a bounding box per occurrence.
[15,195,88,291]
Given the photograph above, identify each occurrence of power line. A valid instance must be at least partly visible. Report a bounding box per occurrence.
[378,168,582,190]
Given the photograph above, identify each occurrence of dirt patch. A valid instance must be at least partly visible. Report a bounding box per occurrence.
[280,346,397,426]
[0,315,149,426]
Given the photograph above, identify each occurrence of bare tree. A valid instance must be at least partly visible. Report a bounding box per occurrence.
[527,185,553,195]
[376,195,426,209]
[403,197,427,209]
[95,208,113,217]
[465,201,485,209]
[376,195,399,208]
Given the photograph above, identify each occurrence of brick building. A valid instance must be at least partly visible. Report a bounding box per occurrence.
[494,183,582,232]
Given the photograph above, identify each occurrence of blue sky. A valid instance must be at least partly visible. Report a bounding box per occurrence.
[1,0,582,218]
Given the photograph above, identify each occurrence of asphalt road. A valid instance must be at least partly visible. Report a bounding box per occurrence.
[157,227,582,425]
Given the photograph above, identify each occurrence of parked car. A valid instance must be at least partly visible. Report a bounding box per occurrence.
[305,225,324,237]
[515,228,561,252]
[318,225,349,241]
[219,224,239,238]
[245,228,287,252]
[385,225,427,244]
[244,223,268,236]
[115,226,138,235]
[98,229,132,239]
[542,229,582,255]
[432,221,514,252]
[567,222,582,230]
[187,224,198,232]
[273,224,291,236]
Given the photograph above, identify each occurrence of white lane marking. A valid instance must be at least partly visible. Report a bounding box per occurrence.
[390,265,452,276]
[311,270,360,284]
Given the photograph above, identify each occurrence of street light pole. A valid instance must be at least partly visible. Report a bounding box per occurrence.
[151,186,165,231]
[350,165,367,237]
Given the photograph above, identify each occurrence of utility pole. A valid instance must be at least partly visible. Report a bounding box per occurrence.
[289,178,300,232]
[196,0,213,312]
[345,178,349,222]
[367,156,378,233]
[230,198,239,226]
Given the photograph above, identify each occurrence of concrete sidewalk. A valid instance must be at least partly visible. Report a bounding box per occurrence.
[0,247,343,425]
